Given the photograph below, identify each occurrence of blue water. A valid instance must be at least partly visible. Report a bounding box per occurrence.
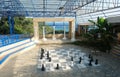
[46,22,69,32]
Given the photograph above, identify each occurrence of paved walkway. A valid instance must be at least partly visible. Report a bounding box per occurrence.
[0,44,120,77]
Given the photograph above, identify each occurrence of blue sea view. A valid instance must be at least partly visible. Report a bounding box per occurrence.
[46,22,69,32]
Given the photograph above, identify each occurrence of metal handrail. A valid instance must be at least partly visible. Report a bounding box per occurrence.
[0,34,31,47]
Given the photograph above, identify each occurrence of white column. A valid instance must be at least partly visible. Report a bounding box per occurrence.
[52,26,56,40]
[71,21,76,41]
[42,26,47,41]
[63,26,67,40]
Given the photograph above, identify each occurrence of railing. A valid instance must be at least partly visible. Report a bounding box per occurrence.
[0,34,31,47]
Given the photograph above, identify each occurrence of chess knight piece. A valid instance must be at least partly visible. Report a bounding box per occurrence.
[79,57,82,64]
[41,64,45,71]
[95,59,98,65]
[55,64,59,69]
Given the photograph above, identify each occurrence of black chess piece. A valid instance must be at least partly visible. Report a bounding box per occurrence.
[40,54,43,59]
[89,60,92,66]
[90,56,93,62]
[49,57,51,62]
[41,64,45,71]
[47,51,49,59]
[71,56,73,61]
[55,64,59,69]
[41,48,44,54]
[79,57,82,64]
[88,54,91,58]
[95,59,98,65]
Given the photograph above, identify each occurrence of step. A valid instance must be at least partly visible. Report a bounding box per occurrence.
[0,40,36,68]
[0,39,31,52]
[0,41,34,57]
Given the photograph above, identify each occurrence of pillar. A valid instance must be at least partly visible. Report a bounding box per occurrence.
[52,26,56,40]
[63,26,67,40]
[42,26,47,41]
[33,19,39,41]
[8,16,14,34]
[69,21,76,41]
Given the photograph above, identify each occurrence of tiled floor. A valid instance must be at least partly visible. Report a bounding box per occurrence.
[0,44,120,77]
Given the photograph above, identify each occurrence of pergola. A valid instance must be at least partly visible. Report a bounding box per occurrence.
[0,0,120,40]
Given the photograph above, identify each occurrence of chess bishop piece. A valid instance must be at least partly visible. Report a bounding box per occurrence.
[95,59,98,65]
[41,64,45,71]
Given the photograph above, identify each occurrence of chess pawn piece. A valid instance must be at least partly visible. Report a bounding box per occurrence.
[90,56,93,62]
[71,56,73,61]
[41,64,45,71]
[88,54,91,58]
[95,59,98,65]
[49,57,51,62]
[89,60,92,66]
[79,57,82,64]
[55,64,59,69]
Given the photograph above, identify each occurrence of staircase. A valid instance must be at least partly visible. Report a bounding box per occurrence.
[0,39,36,67]
[111,43,120,58]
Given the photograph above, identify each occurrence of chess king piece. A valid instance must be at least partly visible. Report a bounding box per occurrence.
[79,57,82,64]
[95,59,98,65]
[41,64,45,71]
[71,56,73,61]
[55,64,59,69]
[89,60,92,66]
[49,57,51,62]
[47,51,49,59]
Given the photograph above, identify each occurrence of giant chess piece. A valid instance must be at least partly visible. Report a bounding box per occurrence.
[71,56,73,61]
[40,53,43,59]
[41,64,45,71]
[89,60,92,66]
[95,59,98,65]
[88,54,91,58]
[49,57,51,62]
[90,56,94,62]
[47,51,49,59]
[55,64,59,69]
[79,57,82,64]
[41,48,45,54]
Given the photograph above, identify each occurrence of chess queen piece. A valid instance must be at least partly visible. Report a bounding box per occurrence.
[95,59,98,65]
[55,64,59,69]
[41,64,45,71]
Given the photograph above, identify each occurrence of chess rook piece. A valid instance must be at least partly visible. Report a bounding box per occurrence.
[41,64,45,71]
[89,60,92,66]
[95,59,98,65]
[56,64,59,69]
[47,51,49,59]
[49,57,51,62]
[71,56,73,61]
[79,57,82,64]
